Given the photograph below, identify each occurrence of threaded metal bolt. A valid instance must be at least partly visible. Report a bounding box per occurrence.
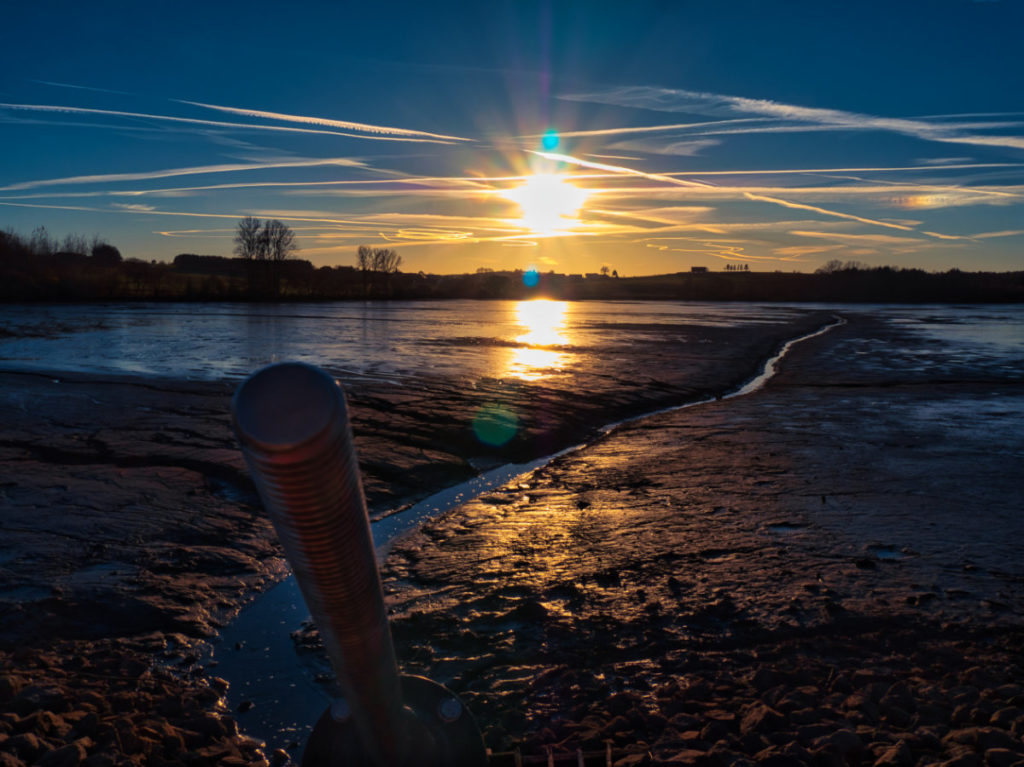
[232,362,405,766]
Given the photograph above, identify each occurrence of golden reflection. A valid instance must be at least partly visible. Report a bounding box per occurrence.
[501,174,590,234]
[506,300,570,380]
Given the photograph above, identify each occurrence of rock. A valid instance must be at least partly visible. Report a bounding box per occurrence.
[739,704,785,736]
[984,748,1024,767]
[34,711,70,739]
[36,741,87,767]
[990,708,1024,729]
[813,728,862,759]
[3,732,46,762]
[873,740,912,767]
[613,755,650,767]
[938,756,981,767]
[12,685,68,715]
[0,676,24,703]
[663,749,708,764]
[0,753,26,767]
[976,728,1024,753]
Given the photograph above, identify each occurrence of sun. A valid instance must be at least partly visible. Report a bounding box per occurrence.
[502,174,590,235]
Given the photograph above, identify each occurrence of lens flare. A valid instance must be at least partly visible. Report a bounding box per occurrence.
[473,403,518,446]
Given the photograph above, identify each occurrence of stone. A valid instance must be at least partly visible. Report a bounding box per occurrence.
[873,740,913,767]
[739,704,785,736]
[36,741,87,767]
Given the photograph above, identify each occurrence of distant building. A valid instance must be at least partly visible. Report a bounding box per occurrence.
[691,266,708,273]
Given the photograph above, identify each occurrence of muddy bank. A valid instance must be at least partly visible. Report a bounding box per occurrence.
[0,311,830,644]
[0,311,835,766]
[363,313,1024,765]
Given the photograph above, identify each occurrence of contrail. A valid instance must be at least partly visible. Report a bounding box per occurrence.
[0,103,459,144]
[179,100,472,142]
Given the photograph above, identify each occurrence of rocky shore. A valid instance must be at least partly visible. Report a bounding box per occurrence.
[2,309,1022,766]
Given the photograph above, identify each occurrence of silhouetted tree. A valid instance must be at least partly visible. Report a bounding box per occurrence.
[263,219,297,297]
[234,216,263,261]
[30,226,54,256]
[356,245,373,294]
[371,247,402,274]
[90,242,122,266]
[233,217,297,297]
[355,245,402,296]
[61,233,90,255]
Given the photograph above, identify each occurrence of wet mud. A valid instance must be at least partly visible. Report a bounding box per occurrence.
[2,309,1023,766]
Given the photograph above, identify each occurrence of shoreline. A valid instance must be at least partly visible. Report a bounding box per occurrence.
[2,311,1024,765]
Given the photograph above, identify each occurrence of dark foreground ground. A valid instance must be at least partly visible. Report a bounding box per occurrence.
[1,311,1022,767]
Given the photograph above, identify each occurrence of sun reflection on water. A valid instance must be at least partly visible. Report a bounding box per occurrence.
[506,300,570,380]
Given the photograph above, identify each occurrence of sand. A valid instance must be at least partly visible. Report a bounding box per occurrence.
[1,309,1022,767]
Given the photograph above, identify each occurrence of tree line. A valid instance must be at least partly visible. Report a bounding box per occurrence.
[1,221,1022,302]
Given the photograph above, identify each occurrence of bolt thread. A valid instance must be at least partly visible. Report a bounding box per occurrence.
[232,363,405,765]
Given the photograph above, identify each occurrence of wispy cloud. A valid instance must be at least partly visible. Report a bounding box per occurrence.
[609,138,721,156]
[745,193,923,232]
[972,229,1024,238]
[559,86,1024,151]
[789,230,927,245]
[0,158,369,192]
[0,103,459,143]
[531,150,716,188]
[31,80,134,96]
[111,202,156,211]
[179,100,471,142]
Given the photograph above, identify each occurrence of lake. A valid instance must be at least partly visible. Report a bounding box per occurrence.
[0,300,1021,384]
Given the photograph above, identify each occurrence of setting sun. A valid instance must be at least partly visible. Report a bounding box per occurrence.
[502,174,590,235]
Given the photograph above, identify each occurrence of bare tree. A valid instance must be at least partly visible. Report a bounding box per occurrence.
[371,247,402,274]
[234,216,263,261]
[356,245,374,272]
[61,233,90,255]
[234,217,297,297]
[356,245,373,295]
[263,219,297,297]
[264,219,296,263]
[30,226,54,256]
[356,245,402,296]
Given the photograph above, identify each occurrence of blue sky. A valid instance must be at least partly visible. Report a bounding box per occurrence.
[1,0,1022,274]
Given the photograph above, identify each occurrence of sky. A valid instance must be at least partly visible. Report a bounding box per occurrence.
[1,0,1022,275]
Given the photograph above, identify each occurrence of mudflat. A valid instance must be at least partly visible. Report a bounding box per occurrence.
[1,310,1022,767]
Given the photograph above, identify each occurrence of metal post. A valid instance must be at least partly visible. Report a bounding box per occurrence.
[232,362,486,767]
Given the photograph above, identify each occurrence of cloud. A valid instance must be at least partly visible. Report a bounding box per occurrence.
[744,193,919,231]
[0,103,459,144]
[972,229,1024,238]
[789,230,925,245]
[0,158,369,192]
[918,157,976,165]
[531,150,716,188]
[773,245,844,257]
[112,203,156,211]
[178,100,471,142]
[519,117,768,140]
[559,86,1024,152]
[31,80,134,96]
[609,138,721,156]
